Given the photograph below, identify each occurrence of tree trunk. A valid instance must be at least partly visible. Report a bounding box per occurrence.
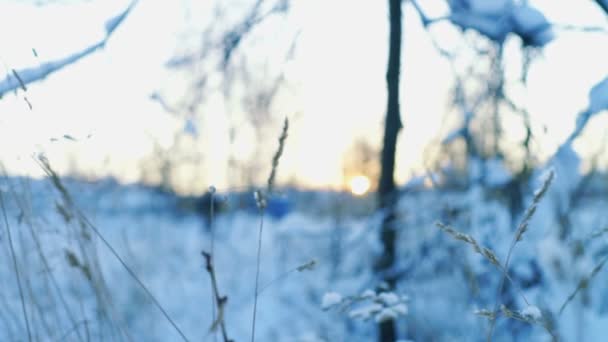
[595,0,608,15]
[376,0,402,341]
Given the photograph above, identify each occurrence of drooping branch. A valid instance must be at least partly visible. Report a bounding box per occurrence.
[0,0,138,97]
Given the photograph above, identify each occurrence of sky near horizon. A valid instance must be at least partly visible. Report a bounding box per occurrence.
[0,0,607,193]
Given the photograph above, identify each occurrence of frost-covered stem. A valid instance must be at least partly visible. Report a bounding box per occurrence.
[202,252,232,342]
[76,211,190,342]
[491,46,504,156]
[251,118,288,342]
[258,260,316,295]
[208,186,218,342]
[55,320,90,342]
[209,187,216,256]
[436,222,530,305]
[5,174,85,342]
[0,191,32,342]
[267,118,288,194]
[559,254,608,315]
[251,208,265,342]
[487,171,554,341]
[39,154,189,341]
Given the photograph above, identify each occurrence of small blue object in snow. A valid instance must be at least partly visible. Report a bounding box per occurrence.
[248,195,291,219]
[266,197,291,219]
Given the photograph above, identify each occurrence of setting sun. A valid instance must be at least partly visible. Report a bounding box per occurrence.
[349,175,371,196]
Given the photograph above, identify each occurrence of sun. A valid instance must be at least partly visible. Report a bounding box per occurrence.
[349,175,371,196]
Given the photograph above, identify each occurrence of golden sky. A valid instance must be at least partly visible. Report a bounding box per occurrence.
[0,0,606,193]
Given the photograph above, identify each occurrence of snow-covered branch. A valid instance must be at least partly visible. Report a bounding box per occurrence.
[0,0,138,98]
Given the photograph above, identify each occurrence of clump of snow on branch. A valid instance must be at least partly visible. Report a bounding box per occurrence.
[322,289,409,323]
[568,76,608,142]
[549,144,580,210]
[588,76,608,112]
[521,305,542,321]
[511,5,553,46]
[321,292,343,310]
[0,1,138,97]
[588,76,608,114]
[448,0,554,46]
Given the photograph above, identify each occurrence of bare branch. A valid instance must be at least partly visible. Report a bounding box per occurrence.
[201,251,233,342]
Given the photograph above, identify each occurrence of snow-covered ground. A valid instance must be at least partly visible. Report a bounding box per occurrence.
[1,172,607,341]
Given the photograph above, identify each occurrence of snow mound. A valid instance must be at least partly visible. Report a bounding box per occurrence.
[449,0,554,47]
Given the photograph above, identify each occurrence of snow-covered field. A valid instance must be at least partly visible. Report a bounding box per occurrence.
[1,170,607,342]
[1,0,607,341]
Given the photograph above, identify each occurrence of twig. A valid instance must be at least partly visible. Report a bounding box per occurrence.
[559,254,608,315]
[251,208,265,342]
[202,251,233,342]
[554,23,608,33]
[209,186,217,257]
[11,69,27,92]
[208,186,218,342]
[251,117,289,342]
[258,259,317,295]
[0,190,32,342]
[2,172,85,342]
[54,320,90,342]
[76,210,190,342]
[266,118,289,194]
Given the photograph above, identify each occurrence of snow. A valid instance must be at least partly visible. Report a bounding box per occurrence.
[349,303,383,320]
[467,0,511,15]
[378,292,400,306]
[448,0,554,47]
[361,289,376,299]
[483,158,512,187]
[1,139,608,341]
[464,157,512,187]
[566,77,608,142]
[392,303,409,315]
[0,1,605,341]
[549,143,581,209]
[0,45,100,96]
[521,305,542,320]
[448,0,511,18]
[104,0,136,36]
[183,117,199,137]
[375,307,399,323]
[511,5,554,46]
[0,1,136,97]
[450,11,511,43]
[441,127,466,145]
[331,290,411,324]
[588,77,608,114]
[321,292,343,309]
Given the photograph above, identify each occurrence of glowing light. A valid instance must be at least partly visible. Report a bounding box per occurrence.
[349,175,371,196]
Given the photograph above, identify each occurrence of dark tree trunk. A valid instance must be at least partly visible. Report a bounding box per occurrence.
[376,0,402,341]
[595,0,608,15]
